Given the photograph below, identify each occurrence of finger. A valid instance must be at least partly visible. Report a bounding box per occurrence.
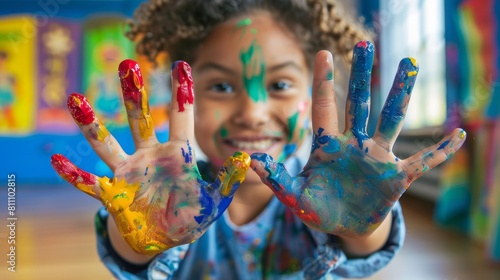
[344,41,375,149]
[373,58,419,150]
[403,128,467,183]
[311,50,339,136]
[51,154,102,199]
[210,151,251,197]
[118,59,159,149]
[67,93,128,171]
[168,61,195,141]
[250,153,294,195]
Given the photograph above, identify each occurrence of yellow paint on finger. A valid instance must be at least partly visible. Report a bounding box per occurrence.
[139,87,154,139]
[219,151,251,196]
[409,57,418,67]
[408,70,417,77]
[96,119,110,142]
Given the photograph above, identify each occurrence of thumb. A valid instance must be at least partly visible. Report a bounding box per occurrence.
[211,151,251,197]
[250,153,294,195]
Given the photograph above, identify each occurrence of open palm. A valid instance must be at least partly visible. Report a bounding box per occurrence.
[251,41,466,237]
[51,60,249,255]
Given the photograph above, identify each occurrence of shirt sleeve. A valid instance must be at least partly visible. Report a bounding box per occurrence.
[95,207,189,280]
[302,201,406,279]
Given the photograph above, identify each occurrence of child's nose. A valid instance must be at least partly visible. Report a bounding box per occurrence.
[232,94,270,129]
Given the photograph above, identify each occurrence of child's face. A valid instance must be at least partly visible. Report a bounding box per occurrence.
[192,11,311,180]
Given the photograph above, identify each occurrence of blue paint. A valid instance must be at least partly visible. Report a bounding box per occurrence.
[365,147,369,153]
[195,182,214,224]
[322,139,340,153]
[283,143,297,157]
[250,153,293,193]
[181,140,193,163]
[437,140,451,150]
[348,42,374,148]
[378,58,418,138]
[144,166,149,176]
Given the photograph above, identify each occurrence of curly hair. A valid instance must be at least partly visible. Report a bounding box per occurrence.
[126,0,372,69]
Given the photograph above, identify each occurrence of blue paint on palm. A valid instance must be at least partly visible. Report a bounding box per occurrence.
[348,42,374,149]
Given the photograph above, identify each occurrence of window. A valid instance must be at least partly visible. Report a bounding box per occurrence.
[380,0,446,130]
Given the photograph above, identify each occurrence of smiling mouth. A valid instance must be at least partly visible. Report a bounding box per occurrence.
[224,138,279,151]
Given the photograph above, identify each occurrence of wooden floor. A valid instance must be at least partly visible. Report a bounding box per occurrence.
[1,185,499,280]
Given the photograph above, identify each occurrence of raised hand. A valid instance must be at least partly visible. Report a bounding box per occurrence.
[51,60,250,255]
[251,41,466,237]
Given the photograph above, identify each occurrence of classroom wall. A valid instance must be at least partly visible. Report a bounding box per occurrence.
[0,0,171,184]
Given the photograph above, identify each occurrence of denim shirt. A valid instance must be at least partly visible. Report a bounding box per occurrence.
[95,156,406,280]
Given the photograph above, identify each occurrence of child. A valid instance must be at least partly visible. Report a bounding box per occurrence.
[51,0,467,279]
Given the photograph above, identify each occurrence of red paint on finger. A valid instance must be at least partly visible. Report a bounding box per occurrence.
[118,59,144,106]
[50,154,96,186]
[67,93,95,125]
[173,61,194,112]
[356,40,370,49]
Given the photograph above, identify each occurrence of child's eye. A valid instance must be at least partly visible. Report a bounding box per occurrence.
[210,82,234,93]
[268,81,291,92]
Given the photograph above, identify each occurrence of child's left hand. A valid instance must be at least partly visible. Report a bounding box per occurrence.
[251,41,466,237]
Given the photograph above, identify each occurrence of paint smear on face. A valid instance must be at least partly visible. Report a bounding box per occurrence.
[240,40,267,102]
[172,61,194,112]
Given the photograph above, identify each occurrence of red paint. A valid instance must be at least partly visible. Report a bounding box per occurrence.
[118,59,144,106]
[51,154,96,186]
[173,61,194,112]
[356,40,369,49]
[67,93,95,125]
[278,193,321,225]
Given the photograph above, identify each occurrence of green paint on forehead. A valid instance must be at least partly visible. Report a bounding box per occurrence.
[240,40,267,102]
[287,112,299,141]
[236,18,252,28]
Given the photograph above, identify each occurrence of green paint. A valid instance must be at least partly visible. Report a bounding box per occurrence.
[176,202,189,208]
[240,40,267,102]
[234,18,252,38]
[113,193,128,200]
[326,70,333,80]
[220,126,229,138]
[251,28,257,34]
[215,110,221,120]
[287,112,299,141]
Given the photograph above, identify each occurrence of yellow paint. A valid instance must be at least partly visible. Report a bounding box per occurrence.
[459,130,466,139]
[138,87,154,139]
[96,119,110,142]
[409,57,418,67]
[408,70,417,77]
[219,152,251,196]
[97,176,170,254]
[98,177,140,212]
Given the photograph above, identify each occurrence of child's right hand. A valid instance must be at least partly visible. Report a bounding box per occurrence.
[51,60,250,255]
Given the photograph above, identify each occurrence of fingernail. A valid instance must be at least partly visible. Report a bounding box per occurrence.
[118,59,144,105]
[67,93,95,125]
[172,61,194,112]
[458,129,467,139]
